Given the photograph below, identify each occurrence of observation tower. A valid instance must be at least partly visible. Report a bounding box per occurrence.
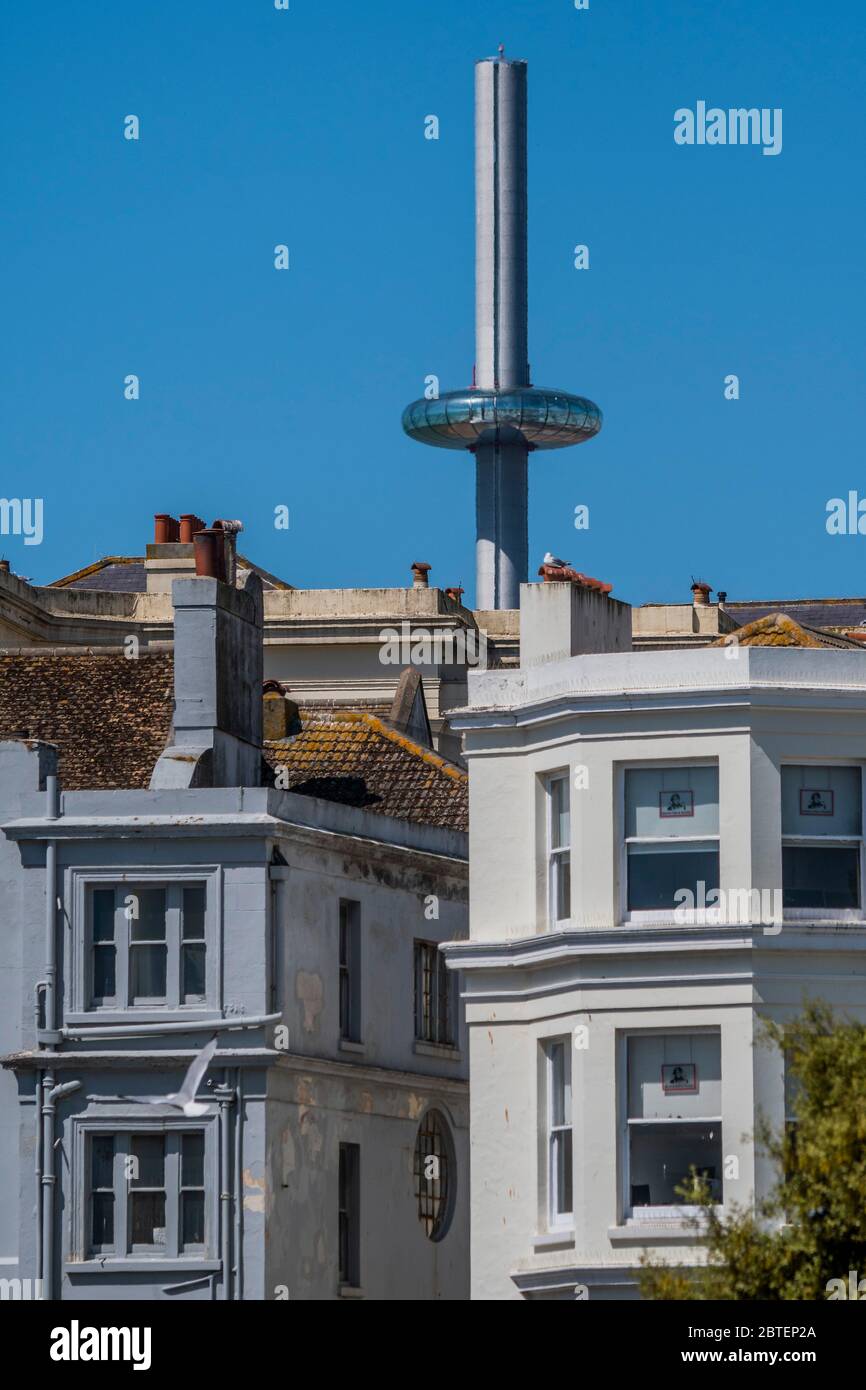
[402,53,602,610]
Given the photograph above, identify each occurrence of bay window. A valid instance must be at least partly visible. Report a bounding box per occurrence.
[625,1032,722,1220]
[85,1127,211,1259]
[624,765,719,916]
[781,765,862,912]
[87,882,209,1010]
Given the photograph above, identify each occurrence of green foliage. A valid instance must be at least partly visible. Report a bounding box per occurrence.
[640,1004,866,1300]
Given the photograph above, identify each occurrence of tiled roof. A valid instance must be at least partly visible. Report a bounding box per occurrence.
[726,599,866,631]
[0,652,174,788]
[0,655,467,829]
[50,559,148,593]
[712,614,861,648]
[48,555,292,592]
[263,710,468,832]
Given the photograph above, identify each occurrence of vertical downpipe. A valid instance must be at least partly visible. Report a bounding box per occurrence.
[234,1068,244,1300]
[44,772,59,1034]
[41,1078,81,1301]
[35,1070,43,1286]
[220,1080,233,1299]
[41,1073,55,1297]
[39,771,61,1295]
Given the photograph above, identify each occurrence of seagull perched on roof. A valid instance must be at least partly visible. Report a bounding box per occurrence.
[123,1035,218,1116]
[543,551,569,568]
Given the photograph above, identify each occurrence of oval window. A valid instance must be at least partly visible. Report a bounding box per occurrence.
[413,1109,455,1241]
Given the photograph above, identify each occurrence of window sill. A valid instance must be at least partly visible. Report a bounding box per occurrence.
[782,912,866,925]
[65,1009,220,1026]
[65,1258,221,1275]
[337,1039,366,1056]
[413,1041,461,1061]
[338,1283,364,1299]
[532,1228,575,1251]
[608,1211,718,1244]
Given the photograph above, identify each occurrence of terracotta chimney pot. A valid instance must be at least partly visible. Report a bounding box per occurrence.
[411,562,431,588]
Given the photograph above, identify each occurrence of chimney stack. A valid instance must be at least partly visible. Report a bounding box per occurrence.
[691,581,712,608]
[519,578,631,666]
[150,571,264,789]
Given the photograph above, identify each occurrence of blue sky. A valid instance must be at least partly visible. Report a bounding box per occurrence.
[2,0,864,606]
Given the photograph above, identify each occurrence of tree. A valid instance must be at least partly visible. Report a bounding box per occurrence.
[640,1004,866,1300]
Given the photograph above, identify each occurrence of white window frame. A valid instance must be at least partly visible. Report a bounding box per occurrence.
[620,760,720,925]
[780,761,865,923]
[545,1038,573,1228]
[620,1028,723,1224]
[545,772,571,927]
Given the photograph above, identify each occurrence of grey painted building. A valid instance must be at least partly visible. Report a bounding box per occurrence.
[0,569,469,1300]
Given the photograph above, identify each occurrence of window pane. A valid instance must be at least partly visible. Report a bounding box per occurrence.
[553,853,571,920]
[182,885,206,939]
[415,941,434,1041]
[93,945,116,999]
[93,890,115,942]
[92,1135,115,1188]
[625,767,719,839]
[131,1135,165,1188]
[338,1143,360,1286]
[783,846,860,909]
[181,1192,205,1247]
[182,1133,205,1187]
[550,1042,572,1126]
[552,1128,573,1215]
[628,1034,721,1119]
[129,888,167,941]
[182,943,206,1001]
[627,844,719,911]
[550,777,570,850]
[92,1192,115,1247]
[130,944,167,1000]
[630,1121,722,1207]
[781,765,861,836]
[436,955,453,1044]
[339,902,360,1041]
[131,1192,166,1246]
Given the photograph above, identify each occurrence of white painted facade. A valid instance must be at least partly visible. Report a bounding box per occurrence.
[446,624,866,1299]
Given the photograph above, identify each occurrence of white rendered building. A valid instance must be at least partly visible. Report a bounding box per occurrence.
[445,580,866,1300]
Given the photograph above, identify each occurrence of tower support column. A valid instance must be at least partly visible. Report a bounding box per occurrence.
[475,436,528,611]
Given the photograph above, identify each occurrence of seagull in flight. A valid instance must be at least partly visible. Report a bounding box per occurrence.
[543,551,569,567]
[123,1035,219,1116]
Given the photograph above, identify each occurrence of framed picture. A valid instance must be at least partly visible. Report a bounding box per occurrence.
[800,788,833,816]
[662,1063,698,1094]
[659,789,694,818]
